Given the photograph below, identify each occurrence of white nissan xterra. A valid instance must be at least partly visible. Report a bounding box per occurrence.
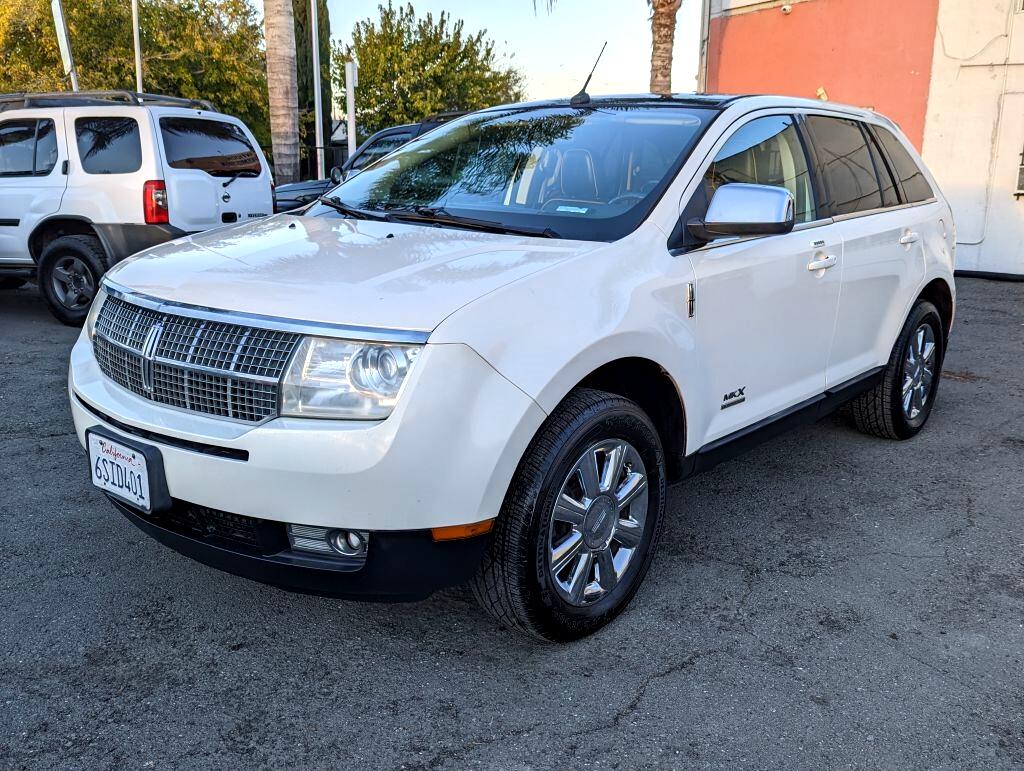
[0,91,272,324]
[68,94,955,641]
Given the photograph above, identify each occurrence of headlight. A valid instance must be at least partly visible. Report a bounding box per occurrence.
[84,286,108,340]
[279,337,421,419]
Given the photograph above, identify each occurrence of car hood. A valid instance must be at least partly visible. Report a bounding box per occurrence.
[105,214,596,332]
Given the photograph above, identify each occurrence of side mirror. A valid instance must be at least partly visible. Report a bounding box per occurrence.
[329,166,345,185]
[687,183,795,242]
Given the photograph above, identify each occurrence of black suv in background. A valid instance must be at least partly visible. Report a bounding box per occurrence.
[274,111,467,212]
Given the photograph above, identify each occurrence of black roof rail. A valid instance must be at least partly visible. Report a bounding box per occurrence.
[0,90,217,112]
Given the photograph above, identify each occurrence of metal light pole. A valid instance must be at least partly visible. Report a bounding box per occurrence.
[345,60,357,160]
[132,0,143,92]
[697,0,711,93]
[310,0,325,177]
[51,0,79,91]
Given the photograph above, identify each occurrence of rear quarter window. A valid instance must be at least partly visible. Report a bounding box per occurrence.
[75,117,142,174]
[159,117,261,177]
[873,126,934,203]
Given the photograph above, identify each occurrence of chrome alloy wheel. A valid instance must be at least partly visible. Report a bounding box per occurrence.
[902,323,936,420]
[50,256,96,310]
[547,439,649,607]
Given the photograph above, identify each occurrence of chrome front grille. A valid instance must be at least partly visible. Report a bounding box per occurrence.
[92,294,300,423]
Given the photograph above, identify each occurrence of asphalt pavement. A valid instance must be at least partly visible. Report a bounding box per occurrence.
[1,277,1022,769]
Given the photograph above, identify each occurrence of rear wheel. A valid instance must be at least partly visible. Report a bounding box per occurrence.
[472,388,666,641]
[850,300,944,439]
[38,235,108,326]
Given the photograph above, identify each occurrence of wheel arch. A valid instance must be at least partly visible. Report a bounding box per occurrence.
[28,216,109,264]
[916,277,954,347]
[563,356,688,481]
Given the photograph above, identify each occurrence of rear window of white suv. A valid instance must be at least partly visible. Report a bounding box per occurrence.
[159,117,261,177]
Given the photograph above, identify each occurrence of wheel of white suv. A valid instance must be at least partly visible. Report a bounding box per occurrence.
[850,300,945,440]
[472,388,666,641]
[38,235,108,326]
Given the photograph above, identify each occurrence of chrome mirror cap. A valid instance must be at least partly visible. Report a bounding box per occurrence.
[689,183,796,240]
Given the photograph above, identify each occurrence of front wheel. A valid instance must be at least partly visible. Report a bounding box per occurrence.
[472,388,666,641]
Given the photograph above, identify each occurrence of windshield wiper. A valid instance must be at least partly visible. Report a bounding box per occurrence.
[387,206,560,239]
[316,196,393,222]
[222,170,259,188]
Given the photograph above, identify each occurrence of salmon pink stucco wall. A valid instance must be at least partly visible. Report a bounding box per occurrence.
[706,0,940,149]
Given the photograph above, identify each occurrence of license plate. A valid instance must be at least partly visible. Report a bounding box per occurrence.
[88,432,151,511]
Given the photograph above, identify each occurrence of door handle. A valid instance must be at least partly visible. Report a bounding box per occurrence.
[807,254,837,271]
[899,231,920,245]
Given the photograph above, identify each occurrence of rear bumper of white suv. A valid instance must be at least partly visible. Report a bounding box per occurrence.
[69,333,546,599]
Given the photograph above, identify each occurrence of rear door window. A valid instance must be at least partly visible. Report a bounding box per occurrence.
[75,117,142,174]
[873,126,934,203]
[34,119,58,174]
[159,117,261,177]
[805,115,882,216]
[0,119,57,176]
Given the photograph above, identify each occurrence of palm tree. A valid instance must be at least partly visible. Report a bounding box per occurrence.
[648,0,682,95]
[264,0,300,183]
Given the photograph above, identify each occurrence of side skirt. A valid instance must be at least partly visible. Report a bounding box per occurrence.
[679,366,885,478]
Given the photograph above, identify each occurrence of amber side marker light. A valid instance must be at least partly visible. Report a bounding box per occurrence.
[431,519,495,542]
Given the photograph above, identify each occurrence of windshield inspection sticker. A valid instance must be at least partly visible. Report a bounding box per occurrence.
[556,205,589,214]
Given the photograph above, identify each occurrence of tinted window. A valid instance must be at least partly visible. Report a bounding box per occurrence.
[806,116,882,215]
[865,130,900,208]
[321,105,714,242]
[76,117,142,174]
[0,120,38,176]
[34,120,58,175]
[0,119,57,177]
[350,132,412,171]
[874,126,934,203]
[160,117,261,177]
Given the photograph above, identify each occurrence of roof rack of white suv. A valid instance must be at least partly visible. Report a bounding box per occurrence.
[0,90,217,112]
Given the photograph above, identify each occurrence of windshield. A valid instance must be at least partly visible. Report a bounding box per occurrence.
[309,104,715,241]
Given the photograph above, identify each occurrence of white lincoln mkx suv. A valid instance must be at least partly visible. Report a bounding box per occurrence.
[69,94,955,640]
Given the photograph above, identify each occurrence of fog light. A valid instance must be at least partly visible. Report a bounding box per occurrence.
[327,529,366,556]
[288,523,369,559]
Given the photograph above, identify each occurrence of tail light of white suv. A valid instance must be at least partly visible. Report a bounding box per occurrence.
[143,180,169,224]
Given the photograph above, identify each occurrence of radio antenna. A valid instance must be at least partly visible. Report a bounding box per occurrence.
[570,41,607,106]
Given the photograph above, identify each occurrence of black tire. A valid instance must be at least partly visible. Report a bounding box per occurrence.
[38,234,109,326]
[850,300,945,440]
[472,388,667,642]
[0,277,27,290]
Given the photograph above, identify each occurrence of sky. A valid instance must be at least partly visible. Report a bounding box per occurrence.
[256,0,703,102]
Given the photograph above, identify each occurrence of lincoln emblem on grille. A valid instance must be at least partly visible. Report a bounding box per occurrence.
[140,321,165,393]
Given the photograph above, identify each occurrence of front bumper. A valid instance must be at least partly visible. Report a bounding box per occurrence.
[69,333,546,532]
[107,495,488,601]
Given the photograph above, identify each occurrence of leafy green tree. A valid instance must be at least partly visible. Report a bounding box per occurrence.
[0,0,270,146]
[332,2,524,140]
[293,0,332,175]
